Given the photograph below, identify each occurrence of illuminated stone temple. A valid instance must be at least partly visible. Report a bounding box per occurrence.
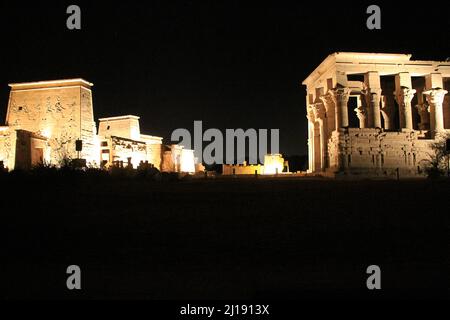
[222,154,287,175]
[0,79,198,173]
[303,52,450,177]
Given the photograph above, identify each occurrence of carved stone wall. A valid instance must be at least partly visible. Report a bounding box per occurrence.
[6,80,97,166]
[0,128,16,170]
[1,79,198,173]
[328,128,432,177]
[110,136,148,168]
[303,53,450,177]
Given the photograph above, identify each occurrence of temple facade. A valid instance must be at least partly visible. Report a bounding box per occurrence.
[0,79,198,173]
[303,52,450,177]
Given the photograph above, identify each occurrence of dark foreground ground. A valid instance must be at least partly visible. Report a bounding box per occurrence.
[1,172,449,300]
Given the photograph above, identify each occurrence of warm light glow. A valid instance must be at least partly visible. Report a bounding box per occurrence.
[263,154,284,175]
[9,78,93,89]
[41,128,51,138]
[131,152,147,169]
[1,78,199,173]
[180,149,196,173]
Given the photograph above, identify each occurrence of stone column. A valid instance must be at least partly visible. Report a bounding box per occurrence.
[380,95,395,130]
[394,87,416,130]
[307,106,316,172]
[307,120,314,173]
[361,90,373,127]
[329,87,350,128]
[394,73,416,130]
[320,93,336,134]
[354,99,367,128]
[423,73,448,136]
[423,89,448,134]
[363,72,382,128]
[312,103,328,171]
[362,89,382,128]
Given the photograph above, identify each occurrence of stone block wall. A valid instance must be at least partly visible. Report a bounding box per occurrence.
[328,128,434,177]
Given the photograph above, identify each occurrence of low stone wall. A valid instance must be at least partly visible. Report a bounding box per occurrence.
[327,128,436,177]
[223,164,263,175]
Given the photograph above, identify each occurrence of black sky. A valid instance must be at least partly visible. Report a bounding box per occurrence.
[1,1,449,155]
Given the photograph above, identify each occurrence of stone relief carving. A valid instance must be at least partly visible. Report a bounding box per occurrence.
[49,130,76,164]
[0,131,12,161]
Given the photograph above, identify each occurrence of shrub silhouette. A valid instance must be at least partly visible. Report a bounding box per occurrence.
[422,133,450,179]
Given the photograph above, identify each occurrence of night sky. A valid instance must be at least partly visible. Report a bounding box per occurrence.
[1,1,449,155]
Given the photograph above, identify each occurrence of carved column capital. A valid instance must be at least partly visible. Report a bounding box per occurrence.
[312,103,326,121]
[394,87,416,130]
[354,105,367,128]
[329,87,351,105]
[320,93,336,134]
[364,90,382,112]
[423,88,448,105]
[328,87,350,128]
[319,93,334,113]
[354,105,367,119]
[394,87,416,106]
[306,105,316,123]
[361,88,381,100]
[423,88,447,133]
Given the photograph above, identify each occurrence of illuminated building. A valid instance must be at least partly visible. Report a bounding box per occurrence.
[0,79,198,173]
[262,154,285,175]
[98,115,163,169]
[303,52,450,177]
[222,154,286,175]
